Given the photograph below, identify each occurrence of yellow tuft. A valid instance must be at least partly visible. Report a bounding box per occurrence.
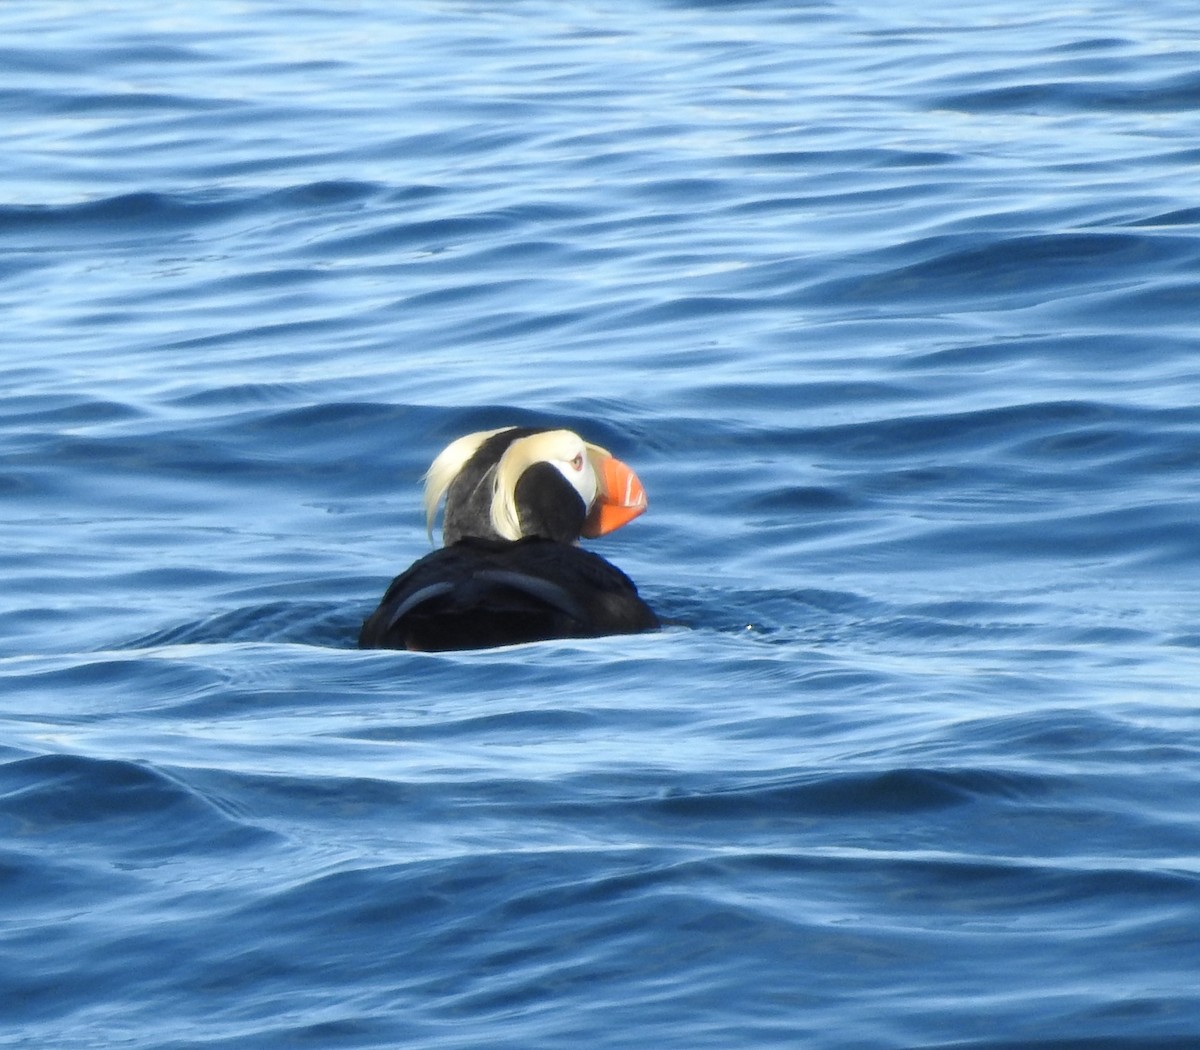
[422,427,513,543]
[489,430,609,540]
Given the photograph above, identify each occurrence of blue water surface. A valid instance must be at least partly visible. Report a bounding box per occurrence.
[3,1,1200,1047]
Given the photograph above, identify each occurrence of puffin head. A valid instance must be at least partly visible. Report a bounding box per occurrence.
[423,426,648,546]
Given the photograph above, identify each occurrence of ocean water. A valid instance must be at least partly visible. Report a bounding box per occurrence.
[3,0,1200,1046]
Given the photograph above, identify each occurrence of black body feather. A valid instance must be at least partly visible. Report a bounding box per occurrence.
[358,537,659,651]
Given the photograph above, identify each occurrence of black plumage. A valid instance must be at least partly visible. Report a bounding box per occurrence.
[358,537,659,651]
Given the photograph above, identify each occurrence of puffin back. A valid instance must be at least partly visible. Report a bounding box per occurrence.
[358,538,659,651]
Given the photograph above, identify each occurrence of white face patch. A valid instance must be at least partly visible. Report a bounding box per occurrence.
[550,441,598,510]
[489,429,612,540]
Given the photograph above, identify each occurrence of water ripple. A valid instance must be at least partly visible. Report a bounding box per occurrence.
[3,0,1200,1046]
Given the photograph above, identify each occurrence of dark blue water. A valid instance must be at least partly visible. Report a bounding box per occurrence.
[3,1,1200,1046]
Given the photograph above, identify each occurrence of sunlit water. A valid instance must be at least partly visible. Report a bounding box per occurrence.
[3,1,1199,1047]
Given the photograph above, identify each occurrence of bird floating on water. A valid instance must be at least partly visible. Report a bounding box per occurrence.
[358,426,659,651]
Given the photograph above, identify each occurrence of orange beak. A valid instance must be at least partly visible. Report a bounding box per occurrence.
[581,454,648,538]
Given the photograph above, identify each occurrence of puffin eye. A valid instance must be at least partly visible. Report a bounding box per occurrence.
[570,453,584,471]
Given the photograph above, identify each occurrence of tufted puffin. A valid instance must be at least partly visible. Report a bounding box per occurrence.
[358,427,660,651]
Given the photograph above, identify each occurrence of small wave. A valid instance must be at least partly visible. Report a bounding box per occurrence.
[0,191,246,237]
[935,69,1200,115]
[128,600,362,650]
[0,180,386,244]
[0,752,273,856]
[801,232,1199,311]
[0,393,145,431]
